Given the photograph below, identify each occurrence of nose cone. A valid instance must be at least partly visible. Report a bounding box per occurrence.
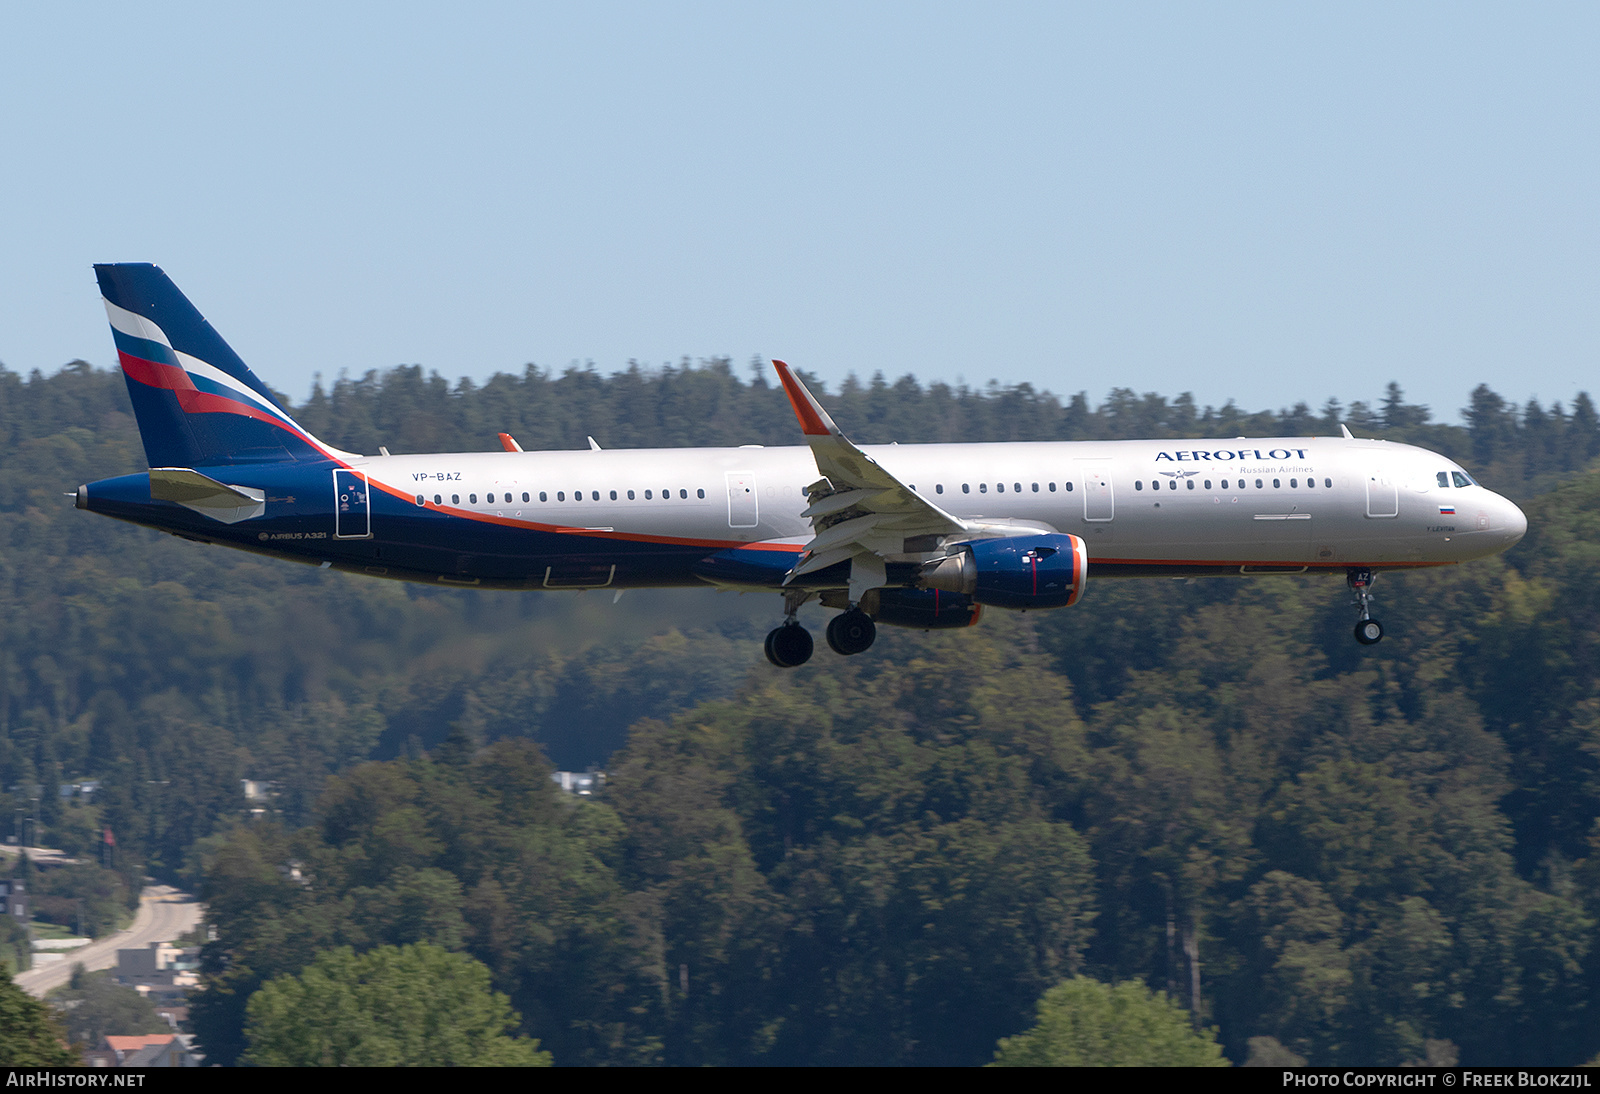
[1502,497,1528,547]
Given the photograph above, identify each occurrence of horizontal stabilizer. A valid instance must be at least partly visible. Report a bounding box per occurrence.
[149,468,265,524]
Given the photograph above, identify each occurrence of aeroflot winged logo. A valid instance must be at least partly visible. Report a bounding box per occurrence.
[1155,448,1311,462]
[103,299,305,435]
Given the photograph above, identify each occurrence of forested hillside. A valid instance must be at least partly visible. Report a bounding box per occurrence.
[2,358,1599,1065]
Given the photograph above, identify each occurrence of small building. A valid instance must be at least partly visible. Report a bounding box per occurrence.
[115,942,200,1003]
[0,878,27,924]
[87,1034,202,1068]
[552,770,605,796]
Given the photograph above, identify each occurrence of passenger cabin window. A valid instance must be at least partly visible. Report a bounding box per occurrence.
[697,488,705,499]
[627,489,635,499]
[1186,480,1194,489]
[1135,480,1143,491]
[962,484,970,493]
[434,494,442,504]
[1065,481,1073,491]
[415,494,424,505]
[1014,482,1022,493]
[980,483,988,493]
[936,484,944,494]
[1048,482,1056,492]
[451,494,460,504]
[679,489,688,499]
[1324,478,1332,488]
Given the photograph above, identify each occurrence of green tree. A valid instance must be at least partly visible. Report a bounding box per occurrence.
[243,943,550,1067]
[991,977,1229,1067]
[0,968,77,1066]
[51,966,168,1045]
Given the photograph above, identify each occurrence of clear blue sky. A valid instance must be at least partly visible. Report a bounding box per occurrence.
[3,2,1596,425]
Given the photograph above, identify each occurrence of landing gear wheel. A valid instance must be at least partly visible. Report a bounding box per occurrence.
[765,623,814,667]
[1346,568,1383,646]
[825,609,877,656]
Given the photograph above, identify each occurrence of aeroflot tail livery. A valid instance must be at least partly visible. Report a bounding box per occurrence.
[78,264,1527,665]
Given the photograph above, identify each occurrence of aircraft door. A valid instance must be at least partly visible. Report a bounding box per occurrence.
[1365,470,1399,518]
[334,469,372,538]
[726,471,758,528]
[1079,462,1114,521]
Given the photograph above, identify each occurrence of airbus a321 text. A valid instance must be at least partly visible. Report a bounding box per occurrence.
[77,264,1528,665]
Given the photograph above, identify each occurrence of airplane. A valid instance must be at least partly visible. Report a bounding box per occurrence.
[76,264,1528,666]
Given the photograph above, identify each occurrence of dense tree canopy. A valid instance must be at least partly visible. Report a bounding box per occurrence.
[991,977,1228,1067]
[0,968,77,1066]
[4,359,1600,1065]
[244,943,550,1067]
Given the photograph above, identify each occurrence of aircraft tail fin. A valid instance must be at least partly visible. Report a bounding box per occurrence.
[94,264,348,468]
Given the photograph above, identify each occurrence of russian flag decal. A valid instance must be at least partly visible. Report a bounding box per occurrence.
[1439,505,1456,515]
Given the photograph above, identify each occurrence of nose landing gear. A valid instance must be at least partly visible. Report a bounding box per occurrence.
[1348,568,1384,645]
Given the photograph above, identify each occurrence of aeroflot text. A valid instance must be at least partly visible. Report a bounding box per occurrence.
[1283,1076,1591,1088]
[1157,449,1310,462]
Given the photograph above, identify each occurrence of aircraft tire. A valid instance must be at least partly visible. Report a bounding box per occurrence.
[826,610,877,656]
[767,624,814,667]
[1354,619,1384,645]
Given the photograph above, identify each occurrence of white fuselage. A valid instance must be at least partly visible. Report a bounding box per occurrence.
[354,434,1526,580]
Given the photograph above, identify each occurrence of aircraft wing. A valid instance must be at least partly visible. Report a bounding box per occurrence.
[773,360,973,594]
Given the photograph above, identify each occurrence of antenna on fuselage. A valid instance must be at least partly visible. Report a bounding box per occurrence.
[1339,424,1354,439]
[587,436,602,451]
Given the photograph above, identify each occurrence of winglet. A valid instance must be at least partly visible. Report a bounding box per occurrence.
[498,432,524,453]
[773,360,840,438]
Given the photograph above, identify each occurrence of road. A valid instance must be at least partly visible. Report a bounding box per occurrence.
[14,884,203,998]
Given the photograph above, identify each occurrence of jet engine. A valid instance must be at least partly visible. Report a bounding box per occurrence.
[869,588,982,630]
[918,533,1087,610]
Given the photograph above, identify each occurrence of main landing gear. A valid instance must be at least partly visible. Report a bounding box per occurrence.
[1348,568,1384,645]
[825,609,876,656]
[765,621,814,667]
[766,589,816,667]
[764,594,877,667]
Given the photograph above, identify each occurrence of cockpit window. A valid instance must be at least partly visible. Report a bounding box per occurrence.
[1452,471,1474,488]
[1437,472,1450,488]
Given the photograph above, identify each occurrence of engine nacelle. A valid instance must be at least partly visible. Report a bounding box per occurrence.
[919,533,1087,610]
[869,588,982,630]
